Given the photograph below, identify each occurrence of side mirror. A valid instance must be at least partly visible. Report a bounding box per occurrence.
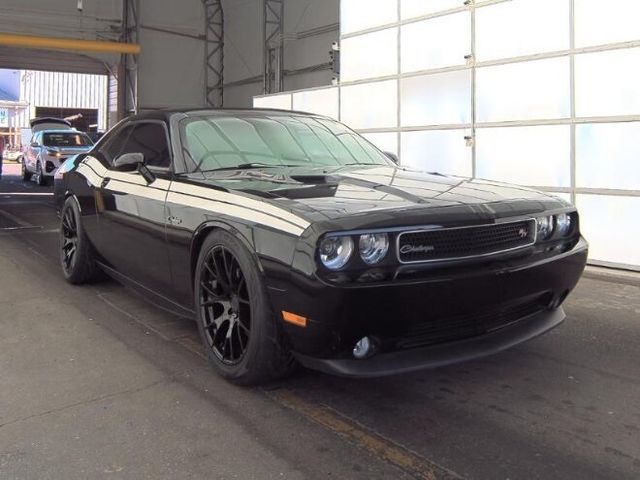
[384,151,399,165]
[113,152,144,171]
[113,152,155,184]
[31,142,39,148]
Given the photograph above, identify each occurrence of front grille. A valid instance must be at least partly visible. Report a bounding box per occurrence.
[397,219,536,263]
[393,294,549,350]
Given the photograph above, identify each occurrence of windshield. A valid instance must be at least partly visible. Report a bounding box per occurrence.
[43,132,93,148]
[180,114,391,172]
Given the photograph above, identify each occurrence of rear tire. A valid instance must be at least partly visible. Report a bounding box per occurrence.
[194,230,295,385]
[21,159,32,181]
[59,197,99,284]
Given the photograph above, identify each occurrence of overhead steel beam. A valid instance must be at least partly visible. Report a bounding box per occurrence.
[121,0,140,116]
[0,32,140,55]
[203,0,224,107]
[140,24,204,41]
[263,0,284,94]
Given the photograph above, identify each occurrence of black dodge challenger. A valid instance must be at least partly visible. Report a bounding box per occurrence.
[54,109,588,384]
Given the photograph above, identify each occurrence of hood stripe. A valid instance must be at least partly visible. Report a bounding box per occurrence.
[167,191,305,237]
[170,181,310,230]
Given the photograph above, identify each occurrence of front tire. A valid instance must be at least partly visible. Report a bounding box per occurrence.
[36,162,47,186]
[59,197,99,284]
[194,230,295,385]
[21,159,32,181]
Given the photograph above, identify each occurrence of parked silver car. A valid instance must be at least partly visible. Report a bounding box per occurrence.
[23,118,94,186]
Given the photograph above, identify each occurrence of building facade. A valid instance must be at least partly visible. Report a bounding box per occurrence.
[0,69,108,148]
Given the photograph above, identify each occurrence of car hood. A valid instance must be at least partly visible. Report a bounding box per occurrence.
[45,146,93,156]
[181,165,569,231]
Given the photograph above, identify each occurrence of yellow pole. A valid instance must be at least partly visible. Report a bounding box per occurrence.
[0,33,140,55]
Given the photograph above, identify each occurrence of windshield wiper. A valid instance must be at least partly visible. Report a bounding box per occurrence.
[202,163,303,172]
[340,163,379,166]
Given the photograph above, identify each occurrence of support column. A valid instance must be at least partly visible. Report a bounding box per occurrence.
[263,0,284,94]
[121,0,140,117]
[203,0,224,107]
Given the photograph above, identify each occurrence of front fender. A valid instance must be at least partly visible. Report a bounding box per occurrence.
[190,219,265,279]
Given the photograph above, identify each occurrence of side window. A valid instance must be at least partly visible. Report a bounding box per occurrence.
[122,123,171,169]
[100,124,135,165]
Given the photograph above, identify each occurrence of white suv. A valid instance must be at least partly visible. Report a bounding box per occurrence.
[23,118,94,186]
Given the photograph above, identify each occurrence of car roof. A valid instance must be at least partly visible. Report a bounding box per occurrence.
[126,108,330,122]
[40,129,89,134]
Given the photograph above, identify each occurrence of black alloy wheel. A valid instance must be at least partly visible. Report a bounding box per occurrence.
[61,206,78,274]
[199,245,251,365]
[59,198,98,284]
[194,230,295,385]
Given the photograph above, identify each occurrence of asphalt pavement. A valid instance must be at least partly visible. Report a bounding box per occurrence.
[1,161,639,480]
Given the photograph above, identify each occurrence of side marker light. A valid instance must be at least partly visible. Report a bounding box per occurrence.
[282,311,307,327]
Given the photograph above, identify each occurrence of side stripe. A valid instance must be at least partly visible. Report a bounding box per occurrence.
[84,156,108,176]
[76,158,309,237]
[82,156,309,230]
[83,157,172,190]
[76,163,103,187]
[106,179,168,202]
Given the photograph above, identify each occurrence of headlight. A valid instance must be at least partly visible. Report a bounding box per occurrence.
[359,233,389,265]
[46,149,61,157]
[556,213,572,236]
[319,236,354,270]
[536,215,554,240]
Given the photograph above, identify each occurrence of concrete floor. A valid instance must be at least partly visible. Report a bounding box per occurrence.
[0,162,639,480]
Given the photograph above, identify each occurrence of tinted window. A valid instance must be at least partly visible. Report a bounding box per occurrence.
[121,123,170,168]
[101,124,135,164]
[43,132,93,147]
[180,115,390,172]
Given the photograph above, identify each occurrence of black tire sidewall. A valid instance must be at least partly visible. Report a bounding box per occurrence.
[194,230,281,385]
[37,162,45,186]
[60,197,95,284]
[22,160,31,181]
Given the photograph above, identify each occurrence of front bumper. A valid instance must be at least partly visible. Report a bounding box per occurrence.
[295,306,565,377]
[42,157,64,176]
[267,237,588,377]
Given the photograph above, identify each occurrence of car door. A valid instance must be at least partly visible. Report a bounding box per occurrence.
[92,121,174,295]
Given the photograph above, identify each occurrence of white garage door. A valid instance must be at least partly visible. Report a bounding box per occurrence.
[255,0,640,270]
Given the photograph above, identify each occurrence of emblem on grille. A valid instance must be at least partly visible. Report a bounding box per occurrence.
[517,228,528,238]
[400,244,435,255]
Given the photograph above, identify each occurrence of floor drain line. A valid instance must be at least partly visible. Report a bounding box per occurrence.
[266,389,463,480]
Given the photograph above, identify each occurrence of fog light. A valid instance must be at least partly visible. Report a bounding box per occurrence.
[353,336,374,359]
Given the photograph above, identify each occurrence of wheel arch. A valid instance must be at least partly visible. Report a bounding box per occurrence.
[190,221,265,283]
[63,191,81,210]
[58,191,83,218]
